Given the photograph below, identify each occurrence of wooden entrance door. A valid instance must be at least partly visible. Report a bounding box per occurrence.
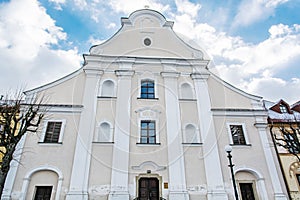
[138,178,159,200]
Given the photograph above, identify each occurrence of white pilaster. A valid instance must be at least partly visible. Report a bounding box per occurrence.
[108,69,135,200]
[66,67,103,200]
[161,71,189,200]
[191,72,228,200]
[255,123,288,200]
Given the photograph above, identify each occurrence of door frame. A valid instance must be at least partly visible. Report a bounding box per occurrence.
[136,173,162,199]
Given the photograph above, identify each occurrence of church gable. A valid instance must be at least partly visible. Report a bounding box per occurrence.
[90,9,204,59]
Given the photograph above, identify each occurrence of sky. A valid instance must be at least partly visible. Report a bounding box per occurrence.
[0,0,300,104]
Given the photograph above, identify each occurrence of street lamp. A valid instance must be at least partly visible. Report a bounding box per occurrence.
[225,145,239,200]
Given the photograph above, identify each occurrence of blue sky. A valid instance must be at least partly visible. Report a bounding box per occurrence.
[0,0,300,103]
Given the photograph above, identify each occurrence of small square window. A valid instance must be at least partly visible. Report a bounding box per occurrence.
[230,125,246,145]
[140,121,156,144]
[279,104,288,113]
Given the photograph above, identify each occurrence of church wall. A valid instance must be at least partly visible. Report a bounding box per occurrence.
[207,75,254,109]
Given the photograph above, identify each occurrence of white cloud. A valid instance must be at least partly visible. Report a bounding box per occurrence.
[49,0,66,10]
[108,0,170,14]
[233,0,289,27]
[0,0,81,94]
[268,23,299,38]
[175,0,201,18]
[245,77,300,103]
[88,36,106,47]
[172,5,300,102]
[74,0,87,9]
[106,23,116,29]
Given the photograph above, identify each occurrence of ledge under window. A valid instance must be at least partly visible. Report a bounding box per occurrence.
[98,96,117,99]
[182,143,203,146]
[92,142,114,144]
[179,99,197,102]
[230,144,252,147]
[38,142,63,145]
[137,97,159,100]
[136,143,161,146]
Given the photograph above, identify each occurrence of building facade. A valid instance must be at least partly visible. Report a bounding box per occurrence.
[3,9,288,200]
[266,99,300,200]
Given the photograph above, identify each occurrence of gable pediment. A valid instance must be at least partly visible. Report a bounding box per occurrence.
[89,9,205,59]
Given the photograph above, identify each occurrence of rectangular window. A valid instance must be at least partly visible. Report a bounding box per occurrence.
[140,121,156,144]
[239,183,255,200]
[283,133,299,154]
[141,80,155,99]
[44,121,62,143]
[230,125,246,145]
[34,186,52,200]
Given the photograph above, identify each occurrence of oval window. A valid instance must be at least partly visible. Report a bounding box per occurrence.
[144,38,151,46]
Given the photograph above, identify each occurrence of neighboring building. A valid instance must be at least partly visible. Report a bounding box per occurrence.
[266,99,300,200]
[3,9,288,200]
[0,100,20,170]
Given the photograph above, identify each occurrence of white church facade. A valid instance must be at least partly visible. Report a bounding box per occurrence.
[3,9,288,200]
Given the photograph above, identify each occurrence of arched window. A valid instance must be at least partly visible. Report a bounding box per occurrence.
[180,83,193,99]
[101,80,114,97]
[98,122,112,142]
[141,80,155,99]
[184,124,198,143]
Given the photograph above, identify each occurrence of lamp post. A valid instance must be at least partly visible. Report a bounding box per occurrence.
[225,145,239,200]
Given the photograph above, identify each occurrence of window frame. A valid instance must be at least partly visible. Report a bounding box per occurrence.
[140,80,155,99]
[239,182,256,200]
[33,185,53,200]
[140,120,156,144]
[136,108,161,145]
[39,119,66,144]
[283,132,300,154]
[227,122,250,146]
[279,104,288,113]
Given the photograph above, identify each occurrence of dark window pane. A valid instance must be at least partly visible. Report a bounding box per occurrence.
[230,125,246,145]
[240,183,255,200]
[34,186,52,200]
[44,122,62,143]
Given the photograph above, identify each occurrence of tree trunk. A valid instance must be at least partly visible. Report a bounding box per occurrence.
[0,143,16,198]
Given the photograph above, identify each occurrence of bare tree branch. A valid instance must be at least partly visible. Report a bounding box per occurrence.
[0,90,45,197]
